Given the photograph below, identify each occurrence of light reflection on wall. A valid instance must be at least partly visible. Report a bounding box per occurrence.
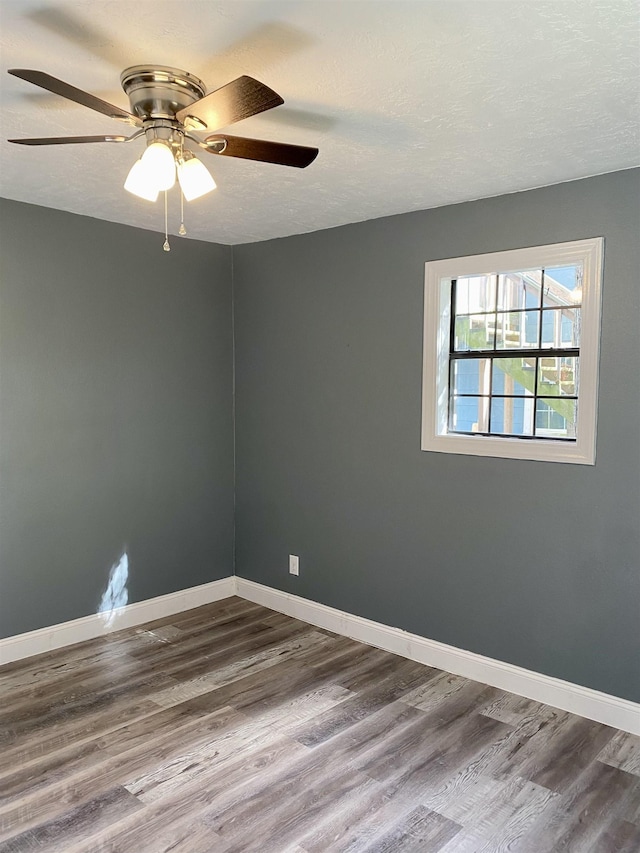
[98,551,129,626]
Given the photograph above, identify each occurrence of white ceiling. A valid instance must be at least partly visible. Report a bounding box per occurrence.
[1,0,638,245]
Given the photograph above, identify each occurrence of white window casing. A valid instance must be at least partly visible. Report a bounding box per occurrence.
[421,238,604,464]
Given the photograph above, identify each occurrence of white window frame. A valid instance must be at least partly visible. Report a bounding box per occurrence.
[421,238,604,464]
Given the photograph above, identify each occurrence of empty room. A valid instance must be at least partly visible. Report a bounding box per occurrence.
[1,1,639,851]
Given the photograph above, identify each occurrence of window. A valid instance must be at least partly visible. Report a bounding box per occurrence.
[421,238,603,464]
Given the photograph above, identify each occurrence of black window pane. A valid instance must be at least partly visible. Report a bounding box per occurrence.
[454,315,495,351]
[492,358,536,396]
[448,261,583,447]
[451,396,489,433]
[497,270,543,311]
[537,356,579,397]
[535,398,577,439]
[544,264,583,308]
[489,397,534,436]
[452,358,491,396]
[494,312,539,349]
[455,275,496,315]
[541,308,580,347]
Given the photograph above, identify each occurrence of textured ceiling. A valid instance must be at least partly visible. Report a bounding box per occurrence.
[1,0,639,245]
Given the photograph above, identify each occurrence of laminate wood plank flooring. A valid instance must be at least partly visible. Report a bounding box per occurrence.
[1,597,638,852]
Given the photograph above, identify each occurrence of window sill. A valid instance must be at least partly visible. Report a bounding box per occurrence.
[421,430,595,464]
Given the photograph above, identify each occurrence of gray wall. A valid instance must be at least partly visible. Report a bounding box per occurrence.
[2,172,638,703]
[0,200,234,638]
[233,169,640,702]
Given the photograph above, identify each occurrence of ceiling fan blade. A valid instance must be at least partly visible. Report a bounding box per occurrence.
[9,135,130,145]
[203,134,319,168]
[177,75,283,131]
[8,69,142,126]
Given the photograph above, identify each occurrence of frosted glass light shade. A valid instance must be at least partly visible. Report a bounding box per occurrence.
[140,142,176,191]
[178,155,217,201]
[124,159,159,202]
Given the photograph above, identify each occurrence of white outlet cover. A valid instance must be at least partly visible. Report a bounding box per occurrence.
[289,555,299,576]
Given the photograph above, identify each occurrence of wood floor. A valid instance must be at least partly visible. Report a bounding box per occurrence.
[1,597,639,852]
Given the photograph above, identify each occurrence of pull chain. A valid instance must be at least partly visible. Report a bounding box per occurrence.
[178,139,186,236]
[162,191,171,252]
[179,189,187,236]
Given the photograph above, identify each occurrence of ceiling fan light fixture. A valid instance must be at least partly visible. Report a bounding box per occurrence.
[177,153,217,201]
[140,140,176,191]
[8,65,319,250]
[124,158,160,202]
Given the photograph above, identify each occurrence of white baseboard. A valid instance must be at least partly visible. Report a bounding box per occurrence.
[3,574,638,736]
[0,576,236,666]
[236,578,640,736]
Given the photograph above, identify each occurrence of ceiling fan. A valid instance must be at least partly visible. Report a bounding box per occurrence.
[7,65,319,246]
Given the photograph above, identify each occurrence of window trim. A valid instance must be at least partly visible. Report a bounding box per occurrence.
[421,238,604,464]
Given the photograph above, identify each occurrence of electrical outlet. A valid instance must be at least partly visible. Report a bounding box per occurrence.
[289,554,299,576]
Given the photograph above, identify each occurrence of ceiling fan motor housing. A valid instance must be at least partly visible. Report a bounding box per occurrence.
[7,65,318,169]
[121,66,206,122]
